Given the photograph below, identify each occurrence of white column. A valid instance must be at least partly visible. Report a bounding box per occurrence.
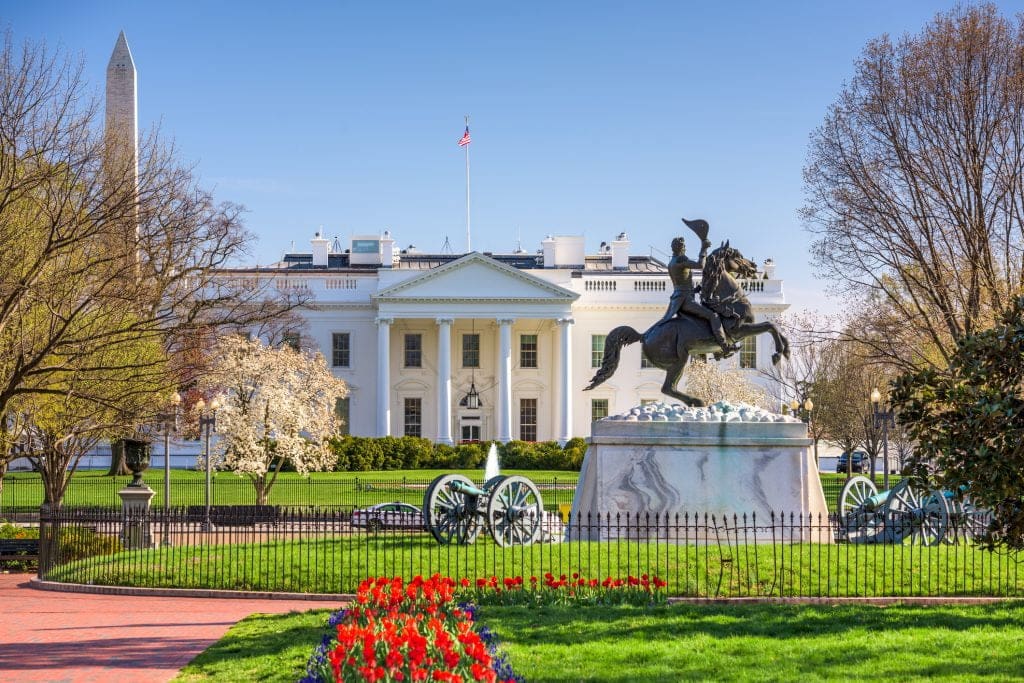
[376,317,393,437]
[497,318,514,442]
[436,317,454,445]
[557,317,574,445]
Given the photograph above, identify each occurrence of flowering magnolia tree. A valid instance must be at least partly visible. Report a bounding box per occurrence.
[202,336,348,504]
[684,359,770,409]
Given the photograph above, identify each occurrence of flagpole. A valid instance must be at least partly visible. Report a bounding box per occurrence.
[465,114,471,252]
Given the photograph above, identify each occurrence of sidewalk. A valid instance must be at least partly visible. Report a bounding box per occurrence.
[0,573,341,683]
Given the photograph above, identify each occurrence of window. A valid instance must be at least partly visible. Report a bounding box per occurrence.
[404,398,422,438]
[283,330,300,351]
[334,397,350,436]
[461,424,480,443]
[641,399,658,407]
[641,350,655,369]
[520,334,538,368]
[740,336,757,369]
[332,333,350,367]
[591,399,609,422]
[519,398,537,442]
[463,334,480,368]
[591,335,606,368]
[404,334,422,368]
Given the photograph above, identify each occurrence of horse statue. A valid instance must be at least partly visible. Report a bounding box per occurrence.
[584,242,790,406]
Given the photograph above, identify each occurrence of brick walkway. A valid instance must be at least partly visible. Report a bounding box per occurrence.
[0,573,342,683]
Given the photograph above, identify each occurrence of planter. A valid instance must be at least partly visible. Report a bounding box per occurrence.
[122,439,152,487]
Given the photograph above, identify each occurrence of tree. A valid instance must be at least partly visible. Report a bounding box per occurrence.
[803,4,1024,372]
[891,297,1024,550]
[0,34,302,486]
[683,359,769,408]
[201,337,348,505]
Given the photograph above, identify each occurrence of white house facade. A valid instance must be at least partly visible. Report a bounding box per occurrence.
[223,231,789,444]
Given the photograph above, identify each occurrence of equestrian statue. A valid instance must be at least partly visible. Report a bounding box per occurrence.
[584,218,790,407]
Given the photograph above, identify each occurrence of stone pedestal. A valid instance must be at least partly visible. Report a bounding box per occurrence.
[118,485,156,549]
[568,403,829,542]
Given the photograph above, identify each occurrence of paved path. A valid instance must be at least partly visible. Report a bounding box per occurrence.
[0,573,341,683]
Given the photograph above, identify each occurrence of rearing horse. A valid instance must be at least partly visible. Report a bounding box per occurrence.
[585,243,790,406]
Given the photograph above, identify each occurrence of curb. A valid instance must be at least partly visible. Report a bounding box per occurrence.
[29,578,353,602]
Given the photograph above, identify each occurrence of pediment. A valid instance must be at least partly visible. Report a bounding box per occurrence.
[373,253,577,303]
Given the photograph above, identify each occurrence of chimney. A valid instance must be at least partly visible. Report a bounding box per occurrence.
[763,258,775,279]
[311,229,330,267]
[541,235,556,268]
[381,229,396,267]
[611,232,630,270]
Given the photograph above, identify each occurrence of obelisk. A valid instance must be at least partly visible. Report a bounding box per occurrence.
[106,30,137,184]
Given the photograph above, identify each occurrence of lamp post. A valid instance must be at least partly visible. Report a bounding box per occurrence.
[196,395,221,531]
[871,388,894,489]
[156,393,181,546]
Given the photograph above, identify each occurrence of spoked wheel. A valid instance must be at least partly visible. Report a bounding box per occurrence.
[423,474,482,545]
[486,475,544,547]
[838,475,883,544]
[881,479,950,545]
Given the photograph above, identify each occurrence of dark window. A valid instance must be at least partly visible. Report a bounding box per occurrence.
[591,399,609,421]
[334,397,350,436]
[461,424,481,443]
[519,398,537,442]
[740,336,757,369]
[520,334,538,368]
[283,330,301,351]
[591,335,606,368]
[463,334,480,368]
[404,398,422,438]
[332,333,350,367]
[404,334,422,368]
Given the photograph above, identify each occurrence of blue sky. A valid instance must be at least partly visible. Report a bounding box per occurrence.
[8,1,1022,313]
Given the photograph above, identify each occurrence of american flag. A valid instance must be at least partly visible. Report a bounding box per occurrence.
[458,126,471,147]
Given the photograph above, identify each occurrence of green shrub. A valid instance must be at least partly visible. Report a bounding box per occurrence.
[57,525,121,562]
[454,443,486,468]
[327,436,584,471]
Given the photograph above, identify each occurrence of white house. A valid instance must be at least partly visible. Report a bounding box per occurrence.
[223,231,789,444]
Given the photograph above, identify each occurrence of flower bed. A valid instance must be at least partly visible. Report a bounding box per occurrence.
[302,574,522,683]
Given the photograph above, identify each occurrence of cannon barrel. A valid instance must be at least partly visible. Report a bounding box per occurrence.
[863,489,891,511]
[448,479,488,497]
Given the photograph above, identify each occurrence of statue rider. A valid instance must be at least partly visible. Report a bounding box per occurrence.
[656,219,738,355]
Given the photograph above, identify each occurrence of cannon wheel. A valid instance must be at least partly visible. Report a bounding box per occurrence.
[838,476,884,543]
[881,479,949,545]
[486,475,544,547]
[423,474,482,545]
[948,495,991,544]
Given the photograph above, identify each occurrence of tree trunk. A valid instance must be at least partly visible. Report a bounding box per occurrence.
[106,439,130,476]
[255,476,268,506]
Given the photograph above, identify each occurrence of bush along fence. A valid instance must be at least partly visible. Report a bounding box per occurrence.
[33,506,1022,599]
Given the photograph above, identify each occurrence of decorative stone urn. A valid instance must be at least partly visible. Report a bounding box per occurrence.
[122,438,152,487]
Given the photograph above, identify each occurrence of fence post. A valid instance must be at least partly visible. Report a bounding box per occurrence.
[37,502,57,578]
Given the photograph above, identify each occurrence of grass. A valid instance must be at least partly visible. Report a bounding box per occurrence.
[171,602,1024,682]
[45,534,1024,598]
[0,469,580,510]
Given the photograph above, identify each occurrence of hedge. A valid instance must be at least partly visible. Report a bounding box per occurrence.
[328,436,587,472]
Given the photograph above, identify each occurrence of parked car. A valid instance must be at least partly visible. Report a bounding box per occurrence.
[351,502,426,532]
[836,451,869,474]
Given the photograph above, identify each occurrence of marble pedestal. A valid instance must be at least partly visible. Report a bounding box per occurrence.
[118,485,155,549]
[568,408,829,542]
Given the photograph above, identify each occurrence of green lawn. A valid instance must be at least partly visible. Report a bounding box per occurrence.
[44,534,1024,598]
[0,469,580,510]
[172,602,1024,682]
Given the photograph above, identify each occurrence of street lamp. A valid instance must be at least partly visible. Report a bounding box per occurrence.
[871,388,895,489]
[196,395,222,531]
[158,393,182,511]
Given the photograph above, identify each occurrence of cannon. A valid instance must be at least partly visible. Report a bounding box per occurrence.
[422,473,545,547]
[837,476,989,545]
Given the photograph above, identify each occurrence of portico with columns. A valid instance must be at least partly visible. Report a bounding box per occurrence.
[372,253,578,444]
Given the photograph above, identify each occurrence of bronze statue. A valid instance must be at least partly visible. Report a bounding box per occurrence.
[656,219,737,356]
[585,221,790,406]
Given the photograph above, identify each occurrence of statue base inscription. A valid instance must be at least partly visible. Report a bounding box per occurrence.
[568,402,829,542]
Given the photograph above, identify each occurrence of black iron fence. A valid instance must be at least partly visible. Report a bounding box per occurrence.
[32,505,1022,599]
[0,476,580,517]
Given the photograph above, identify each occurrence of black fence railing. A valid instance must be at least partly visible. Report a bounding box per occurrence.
[0,476,580,517]
[33,505,1021,599]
